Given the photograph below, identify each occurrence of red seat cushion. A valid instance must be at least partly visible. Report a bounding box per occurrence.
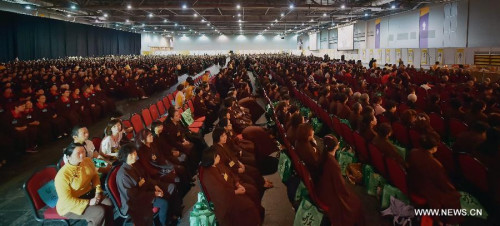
[189,121,203,128]
[194,116,206,122]
[410,193,427,206]
[189,127,200,133]
[43,207,67,219]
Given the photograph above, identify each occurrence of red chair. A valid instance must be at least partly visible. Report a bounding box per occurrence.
[409,129,421,149]
[197,166,212,202]
[141,108,154,128]
[352,132,370,163]
[162,96,171,112]
[187,100,206,123]
[121,119,134,140]
[130,113,145,134]
[296,161,330,213]
[156,100,166,116]
[105,164,159,225]
[392,122,410,148]
[91,137,102,153]
[368,143,388,178]
[385,157,427,206]
[332,116,343,137]
[149,104,160,121]
[167,94,175,106]
[428,113,445,137]
[340,123,355,147]
[449,118,468,139]
[435,142,456,175]
[24,165,70,225]
[457,153,489,192]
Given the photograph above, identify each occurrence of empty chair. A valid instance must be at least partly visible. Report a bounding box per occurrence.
[368,143,388,178]
[129,113,145,134]
[149,104,160,121]
[141,108,154,128]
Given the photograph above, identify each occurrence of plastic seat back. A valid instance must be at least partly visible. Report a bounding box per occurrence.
[130,113,145,134]
[368,143,388,178]
[457,153,488,192]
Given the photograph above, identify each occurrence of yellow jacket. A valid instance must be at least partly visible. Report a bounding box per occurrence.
[55,157,102,216]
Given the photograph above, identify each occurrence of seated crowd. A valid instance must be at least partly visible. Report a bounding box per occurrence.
[51,57,282,226]
[0,55,225,166]
[251,54,499,225]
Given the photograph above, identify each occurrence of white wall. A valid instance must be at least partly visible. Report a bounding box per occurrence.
[167,34,298,52]
[141,33,173,52]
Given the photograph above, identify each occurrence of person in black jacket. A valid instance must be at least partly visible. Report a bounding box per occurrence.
[116,143,171,226]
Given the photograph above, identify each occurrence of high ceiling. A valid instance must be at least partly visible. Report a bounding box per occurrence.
[5,0,453,35]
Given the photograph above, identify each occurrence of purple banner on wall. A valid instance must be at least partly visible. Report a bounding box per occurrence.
[375,19,381,49]
[419,7,429,48]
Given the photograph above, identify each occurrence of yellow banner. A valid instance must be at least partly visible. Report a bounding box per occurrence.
[420,7,430,16]
[386,49,391,64]
[436,49,444,64]
[408,49,414,64]
[395,49,402,61]
[362,49,366,60]
[369,49,374,59]
[421,49,428,65]
[455,49,465,64]
[377,49,382,61]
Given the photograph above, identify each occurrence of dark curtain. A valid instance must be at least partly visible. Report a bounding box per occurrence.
[0,10,140,62]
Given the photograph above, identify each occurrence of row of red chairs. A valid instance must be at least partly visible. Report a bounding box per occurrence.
[24,72,217,225]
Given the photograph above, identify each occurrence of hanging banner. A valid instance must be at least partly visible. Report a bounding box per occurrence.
[455,49,465,64]
[377,49,382,62]
[375,19,381,49]
[395,49,402,62]
[385,49,391,64]
[421,49,429,65]
[436,49,444,64]
[362,49,366,61]
[369,49,374,59]
[408,49,414,64]
[419,7,430,48]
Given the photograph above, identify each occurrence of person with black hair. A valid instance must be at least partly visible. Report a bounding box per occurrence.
[34,94,69,139]
[192,87,216,127]
[372,123,407,167]
[382,100,399,123]
[163,107,204,163]
[0,100,38,153]
[407,133,462,224]
[200,145,263,226]
[452,121,489,154]
[116,143,171,226]
[294,124,323,178]
[151,121,192,174]
[54,142,114,226]
[55,88,81,127]
[100,119,125,161]
[316,135,365,226]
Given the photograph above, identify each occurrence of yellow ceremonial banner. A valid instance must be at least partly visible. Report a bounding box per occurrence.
[180,50,190,55]
[408,49,414,64]
[421,49,429,65]
[142,51,152,55]
[375,19,381,25]
[369,49,374,59]
[386,49,391,64]
[437,49,444,64]
[455,49,465,64]
[362,49,366,60]
[420,7,430,16]
[395,49,402,62]
[377,49,382,61]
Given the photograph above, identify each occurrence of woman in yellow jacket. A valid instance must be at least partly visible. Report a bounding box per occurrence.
[55,142,114,226]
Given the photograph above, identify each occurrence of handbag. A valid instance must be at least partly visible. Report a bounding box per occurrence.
[181,108,195,126]
[278,152,293,183]
[293,198,324,226]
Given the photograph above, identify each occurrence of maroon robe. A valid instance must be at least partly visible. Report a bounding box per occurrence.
[316,154,365,226]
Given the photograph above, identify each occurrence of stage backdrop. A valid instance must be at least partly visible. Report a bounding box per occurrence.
[0,10,141,62]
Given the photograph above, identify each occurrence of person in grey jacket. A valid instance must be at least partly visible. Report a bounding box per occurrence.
[116,143,171,226]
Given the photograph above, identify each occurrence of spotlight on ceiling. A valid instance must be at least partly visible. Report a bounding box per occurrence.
[103,13,108,18]
[289,4,294,9]
[202,19,206,22]
[238,19,242,23]
[70,5,76,10]
[310,19,314,22]
[182,4,187,9]
[238,13,241,17]
[126,19,130,23]
[163,19,167,23]
[194,13,198,17]
[323,13,327,17]
[25,5,31,9]
[67,14,71,18]
[175,23,178,26]
[236,4,241,9]
[274,19,278,22]
[149,13,153,18]
[142,23,145,27]
[127,5,132,9]
[281,13,284,17]
[391,5,396,9]
[341,5,345,9]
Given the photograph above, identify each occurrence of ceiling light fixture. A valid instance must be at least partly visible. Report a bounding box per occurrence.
[341,5,345,9]
[103,13,108,17]
[201,19,206,22]
[290,4,294,9]
[238,19,242,23]
[71,5,76,10]
[163,19,167,23]
[207,23,210,26]
[25,5,31,9]
[127,5,132,9]
[194,13,198,17]
[175,23,178,26]
[126,19,130,23]
[364,13,368,16]
[323,13,327,17]
[238,13,241,17]
[182,4,187,9]
[391,5,396,9]
[310,19,314,22]
[275,19,278,22]
[67,14,71,17]
[149,13,153,17]
[236,4,241,9]
[281,13,284,17]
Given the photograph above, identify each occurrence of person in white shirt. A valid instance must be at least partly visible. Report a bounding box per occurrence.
[100,119,124,161]
[63,126,97,164]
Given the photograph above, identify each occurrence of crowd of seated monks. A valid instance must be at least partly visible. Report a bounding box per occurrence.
[52,57,281,226]
[246,53,499,225]
[0,55,225,166]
